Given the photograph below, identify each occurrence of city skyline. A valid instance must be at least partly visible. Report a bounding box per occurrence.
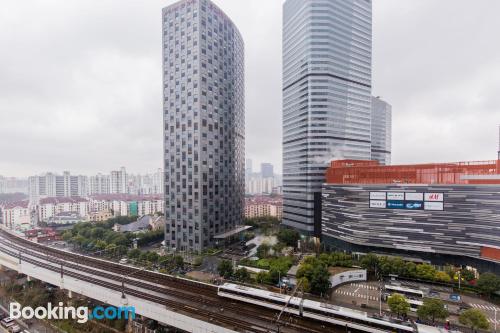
[1,0,499,178]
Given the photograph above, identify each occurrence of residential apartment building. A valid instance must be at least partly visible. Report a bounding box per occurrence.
[0,201,31,229]
[282,0,373,234]
[110,167,128,194]
[29,172,88,203]
[244,196,283,220]
[38,197,89,222]
[89,194,164,218]
[162,0,245,252]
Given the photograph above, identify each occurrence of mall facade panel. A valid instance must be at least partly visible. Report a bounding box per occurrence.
[282,0,373,234]
[321,159,500,271]
[162,0,245,252]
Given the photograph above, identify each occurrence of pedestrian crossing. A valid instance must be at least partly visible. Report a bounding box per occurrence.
[349,283,378,290]
[469,303,500,311]
[334,289,379,301]
[487,318,500,324]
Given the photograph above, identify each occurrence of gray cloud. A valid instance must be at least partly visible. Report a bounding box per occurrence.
[0,0,498,177]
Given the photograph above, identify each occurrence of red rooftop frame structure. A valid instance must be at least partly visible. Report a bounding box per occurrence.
[325,159,500,185]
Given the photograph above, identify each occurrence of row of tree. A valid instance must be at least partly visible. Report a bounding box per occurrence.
[387,294,489,331]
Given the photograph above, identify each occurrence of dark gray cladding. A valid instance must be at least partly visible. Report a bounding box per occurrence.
[321,184,500,262]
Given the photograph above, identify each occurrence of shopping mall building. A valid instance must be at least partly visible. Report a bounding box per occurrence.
[321,159,500,273]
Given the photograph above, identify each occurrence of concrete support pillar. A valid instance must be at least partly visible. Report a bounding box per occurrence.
[26,276,32,282]
[67,290,73,299]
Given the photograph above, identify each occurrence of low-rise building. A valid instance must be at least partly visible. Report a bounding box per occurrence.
[47,212,84,225]
[244,196,283,220]
[89,194,163,217]
[86,210,113,222]
[38,197,89,222]
[0,201,31,230]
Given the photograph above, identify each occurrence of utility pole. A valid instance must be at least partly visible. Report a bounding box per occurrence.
[379,279,382,316]
[495,307,497,333]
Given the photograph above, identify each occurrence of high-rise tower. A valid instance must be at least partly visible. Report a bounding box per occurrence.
[371,96,392,165]
[282,0,373,233]
[162,0,245,252]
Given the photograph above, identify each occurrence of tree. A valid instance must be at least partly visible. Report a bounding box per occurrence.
[277,228,300,247]
[476,272,500,296]
[460,268,475,282]
[298,277,311,293]
[309,264,331,296]
[387,294,410,317]
[234,268,250,282]
[417,298,448,323]
[256,243,271,259]
[459,309,489,331]
[434,271,451,283]
[256,271,269,284]
[415,264,436,281]
[173,255,184,268]
[360,254,380,278]
[218,260,233,279]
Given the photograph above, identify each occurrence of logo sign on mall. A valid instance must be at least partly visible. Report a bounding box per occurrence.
[425,193,444,202]
[405,192,424,201]
[369,192,386,200]
[387,192,404,200]
[370,200,387,208]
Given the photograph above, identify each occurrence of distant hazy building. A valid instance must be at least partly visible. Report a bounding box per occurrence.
[0,177,28,194]
[371,96,392,165]
[110,167,127,194]
[260,163,274,178]
[89,173,111,195]
[0,201,31,230]
[162,0,245,252]
[29,172,88,203]
[245,158,253,179]
[282,0,373,233]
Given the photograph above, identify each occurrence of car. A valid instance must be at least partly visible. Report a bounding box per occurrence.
[119,258,128,264]
[449,294,461,302]
[10,325,22,333]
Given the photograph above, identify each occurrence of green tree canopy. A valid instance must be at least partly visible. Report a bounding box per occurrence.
[218,260,233,279]
[387,293,410,317]
[459,309,489,331]
[460,268,475,282]
[476,272,500,296]
[415,264,436,281]
[277,228,300,247]
[234,268,250,282]
[417,298,448,323]
[360,254,380,277]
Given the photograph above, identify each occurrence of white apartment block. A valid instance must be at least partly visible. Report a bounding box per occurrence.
[0,201,31,230]
[38,197,89,222]
[89,194,164,217]
[29,172,88,203]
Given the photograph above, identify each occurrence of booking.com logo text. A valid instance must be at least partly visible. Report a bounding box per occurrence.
[10,302,136,324]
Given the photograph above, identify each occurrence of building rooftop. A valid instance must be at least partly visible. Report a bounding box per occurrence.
[326,159,500,185]
[39,197,88,205]
[90,194,163,201]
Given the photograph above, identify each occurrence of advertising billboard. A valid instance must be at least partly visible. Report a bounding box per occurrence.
[387,192,404,200]
[370,200,387,208]
[386,201,405,209]
[370,192,386,200]
[405,192,424,201]
[405,201,424,210]
[425,193,444,202]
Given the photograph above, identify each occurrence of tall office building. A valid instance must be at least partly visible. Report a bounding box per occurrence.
[371,96,392,165]
[260,163,274,178]
[282,0,373,233]
[162,0,245,252]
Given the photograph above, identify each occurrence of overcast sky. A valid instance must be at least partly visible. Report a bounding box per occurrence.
[0,0,499,177]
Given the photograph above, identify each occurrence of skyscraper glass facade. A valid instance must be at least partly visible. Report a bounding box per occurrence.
[162,0,244,252]
[371,96,392,165]
[282,0,372,233]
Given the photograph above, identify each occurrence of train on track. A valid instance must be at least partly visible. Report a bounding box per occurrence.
[218,283,418,333]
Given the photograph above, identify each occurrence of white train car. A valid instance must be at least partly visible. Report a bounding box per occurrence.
[218,283,416,333]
